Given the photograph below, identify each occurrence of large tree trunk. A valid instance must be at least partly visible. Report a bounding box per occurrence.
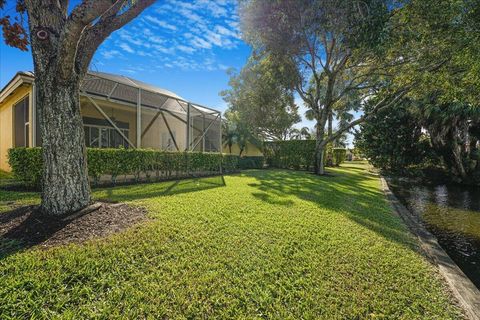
[22,0,155,217]
[328,111,333,136]
[36,74,91,215]
[314,142,326,175]
[314,124,326,175]
[325,111,334,167]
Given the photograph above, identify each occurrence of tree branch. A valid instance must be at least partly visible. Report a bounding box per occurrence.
[323,88,410,146]
[58,0,124,80]
[57,0,70,17]
[75,0,155,75]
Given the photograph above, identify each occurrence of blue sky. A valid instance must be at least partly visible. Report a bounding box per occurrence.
[0,0,316,130]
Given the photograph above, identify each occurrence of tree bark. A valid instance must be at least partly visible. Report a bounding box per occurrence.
[314,123,326,175]
[36,74,91,215]
[328,111,333,136]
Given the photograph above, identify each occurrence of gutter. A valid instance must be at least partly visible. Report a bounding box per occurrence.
[0,72,35,104]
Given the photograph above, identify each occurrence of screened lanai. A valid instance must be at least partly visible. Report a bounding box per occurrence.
[78,71,222,153]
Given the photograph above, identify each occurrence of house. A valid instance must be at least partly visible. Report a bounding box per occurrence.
[0,71,223,171]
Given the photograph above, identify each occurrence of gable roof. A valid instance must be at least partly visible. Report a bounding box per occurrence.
[0,72,34,104]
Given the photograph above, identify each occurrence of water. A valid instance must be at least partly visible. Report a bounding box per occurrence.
[388,178,480,289]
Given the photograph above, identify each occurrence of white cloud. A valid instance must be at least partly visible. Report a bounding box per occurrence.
[153,44,175,55]
[215,25,240,39]
[98,0,243,72]
[137,50,153,57]
[177,45,196,53]
[149,36,165,44]
[218,64,229,71]
[101,50,122,59]
[144,15,178,31]
[190,36,212,49]
[119,43,135,53]
[178,8,203,23]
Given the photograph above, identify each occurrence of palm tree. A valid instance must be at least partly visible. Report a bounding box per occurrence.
[299,127,312,140]
[222,121,236,154]
[289,127,312,140]
[223,110,262,156]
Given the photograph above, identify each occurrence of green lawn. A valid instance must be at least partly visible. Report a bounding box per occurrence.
[0,163,462,319]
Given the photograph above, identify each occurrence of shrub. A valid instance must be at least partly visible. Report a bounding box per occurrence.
[221,154,240,173]
[264,140,316,171]
[332,148,347,166]
[7,148,43,188]
[238,156,264,169]
[8,148,240,188]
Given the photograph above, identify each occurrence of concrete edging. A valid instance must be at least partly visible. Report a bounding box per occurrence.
[379,177,480,320]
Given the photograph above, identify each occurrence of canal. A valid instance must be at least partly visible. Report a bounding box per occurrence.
[388,178,480,289]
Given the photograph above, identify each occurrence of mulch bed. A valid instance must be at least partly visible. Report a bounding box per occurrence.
[0,202,148,251]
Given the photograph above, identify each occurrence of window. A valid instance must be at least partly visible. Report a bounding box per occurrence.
[84,125,129,148]
[83,117,130,148]
[14,96,29,147]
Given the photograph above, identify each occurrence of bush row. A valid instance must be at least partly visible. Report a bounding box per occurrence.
[8,148,240,188]
[332,148,347,166]
[238,156,265,169]
[264,140,316,170]
[264,141,347,170]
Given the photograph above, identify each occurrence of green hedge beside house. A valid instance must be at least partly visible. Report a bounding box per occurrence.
[238,156,264,169]
[332,148,347,166]
[264,140,316,171]
[264,141,347,170]
[8,143,347,188]
[8,148,240,188]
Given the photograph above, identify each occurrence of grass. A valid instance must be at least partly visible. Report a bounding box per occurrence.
[0,169,11,179]
[0,162,462,319]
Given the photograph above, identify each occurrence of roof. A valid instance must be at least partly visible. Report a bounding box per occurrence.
[0,71,220,115]
[86,71,184,101]
[0,71,35,104]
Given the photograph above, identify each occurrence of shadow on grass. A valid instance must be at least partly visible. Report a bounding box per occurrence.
[97,175,226,202]
[243,167,417,250]
[1,206,69,259]
[1,175,225,258]
[251,192,295,207]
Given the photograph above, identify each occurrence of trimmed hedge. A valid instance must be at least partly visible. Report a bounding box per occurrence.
[264,140,316,171]
[264,141,347,170]
[238,156,264,169]
[8,148,239,188]
[7,147,43,188]
[332,148,347,166]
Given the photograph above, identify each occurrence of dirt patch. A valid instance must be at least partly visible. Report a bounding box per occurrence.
[0,202,148,251]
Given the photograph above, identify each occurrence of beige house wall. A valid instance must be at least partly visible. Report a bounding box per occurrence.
[227,142,264,157]
[0,85,32,171]
[141,106,187,151]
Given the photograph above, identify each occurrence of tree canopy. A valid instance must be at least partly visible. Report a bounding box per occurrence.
[240,0,406,174]
[221,54,301,141]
